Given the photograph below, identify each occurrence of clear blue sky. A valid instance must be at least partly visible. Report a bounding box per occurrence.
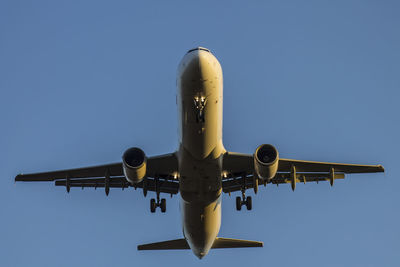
[1,1,399,266]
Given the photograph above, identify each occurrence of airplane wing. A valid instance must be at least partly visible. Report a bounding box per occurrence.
[222,152,384,193]
[277,158,384,173]
[15,153,179,195]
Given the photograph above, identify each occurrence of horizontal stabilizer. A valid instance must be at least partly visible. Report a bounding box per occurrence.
[138,239,190,250]
[137,237,263,250]
[212,237,263,249]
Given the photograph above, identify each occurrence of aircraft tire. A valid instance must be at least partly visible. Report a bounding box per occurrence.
[236,196,242,211]
[161,198,166,213]
[150,198,156,213]
[246,196,252,210]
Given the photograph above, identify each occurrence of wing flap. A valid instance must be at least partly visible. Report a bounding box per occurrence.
[222,173,345,193]
[54,177,179,194]
[55,177,130,188]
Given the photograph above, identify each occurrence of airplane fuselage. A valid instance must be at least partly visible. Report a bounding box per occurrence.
[177,48,225,258]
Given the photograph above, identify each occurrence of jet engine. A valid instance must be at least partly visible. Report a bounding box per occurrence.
[122,147,147,183]
[254,144,279,181]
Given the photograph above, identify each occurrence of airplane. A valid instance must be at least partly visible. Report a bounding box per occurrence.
[15,47,384,259]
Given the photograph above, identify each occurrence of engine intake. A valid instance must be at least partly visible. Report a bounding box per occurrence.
[254,144,279,181]
[122,147,147,184]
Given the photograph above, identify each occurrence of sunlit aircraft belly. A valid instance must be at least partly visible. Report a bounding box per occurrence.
[177,48,225,258]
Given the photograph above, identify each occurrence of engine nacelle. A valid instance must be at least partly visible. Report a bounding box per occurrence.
[254,144,279,181]
[122,147,147,184]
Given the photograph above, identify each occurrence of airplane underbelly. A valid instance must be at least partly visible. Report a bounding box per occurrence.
[180,88,222,159]
[176,48,225,258]
[177,48,224,160]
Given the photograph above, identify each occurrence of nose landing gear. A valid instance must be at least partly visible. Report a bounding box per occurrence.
[194,96,207,123]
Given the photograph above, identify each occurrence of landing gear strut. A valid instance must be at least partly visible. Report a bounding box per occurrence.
[150,177,166,213]
[235,173,252,211]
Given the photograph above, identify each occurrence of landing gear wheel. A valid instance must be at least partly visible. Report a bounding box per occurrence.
[246,196,252,210]
[236,196,242,211]
[150,198,156,213]
[160,198,166,213]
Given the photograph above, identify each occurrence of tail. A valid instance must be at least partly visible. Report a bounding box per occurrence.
[137,237,263,250]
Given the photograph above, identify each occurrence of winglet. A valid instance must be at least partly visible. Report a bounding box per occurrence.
[378,164,385,172]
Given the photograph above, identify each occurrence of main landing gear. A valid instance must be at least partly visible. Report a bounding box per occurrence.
[235,173,252,211]
[150,197,166,213]
[150,177,166,213]
[236,194,252,211]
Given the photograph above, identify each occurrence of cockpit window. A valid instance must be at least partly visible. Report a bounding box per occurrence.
[187,47,211,53]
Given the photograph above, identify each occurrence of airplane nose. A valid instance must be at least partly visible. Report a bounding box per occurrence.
[184,48,212,67]
[179,47,221,83]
